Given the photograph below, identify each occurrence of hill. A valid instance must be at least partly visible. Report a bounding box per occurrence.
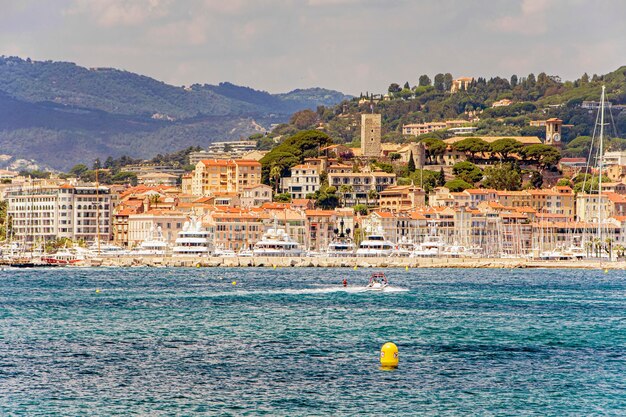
[0,56,351,170]
[313,67,626,149]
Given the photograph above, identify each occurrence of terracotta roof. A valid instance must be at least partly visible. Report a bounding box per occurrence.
[200,159,234,167]
[234,159,262,166]
[305,210,334,216]
[59,183,75,189]
[373,211,394,218]
[291,164,319,170]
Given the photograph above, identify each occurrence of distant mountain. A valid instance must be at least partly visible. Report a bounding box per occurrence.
[0,56,351,170]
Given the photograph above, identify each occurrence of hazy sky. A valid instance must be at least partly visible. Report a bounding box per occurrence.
[1,0,625,95]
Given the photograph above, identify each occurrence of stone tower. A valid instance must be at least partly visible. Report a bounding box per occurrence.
[545,118,563,147]
[361,113,382,158]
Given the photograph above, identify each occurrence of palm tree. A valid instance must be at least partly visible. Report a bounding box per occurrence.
[604,237,613,260]
[368,189,379,208]
[270,165,281,194]
[339,184,352,207]
[148,193,161,208]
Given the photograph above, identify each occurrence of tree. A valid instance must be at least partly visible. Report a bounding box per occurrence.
[453,137,491,162]
[403,81,410,90]
[490,138,523,160]
[290,109,319,130]
[388,83,401,93]
[581,72,589,84]
[274,192,291,202]
[260,130,332,184]
[389,152,401,161]
[510,74,518,88]
[556,178,572,187]
[444,179,473,192]
[353,204,368,215]
[69,164,89,177]
[528,170,543,189]
[520,144,561,169]
[452,161,483,184]
[443,73,453,91]
[438,167,446,186]
[315,186,339,209]
[482,163,522,190]
[433,73,445,91]
[407,150,416,173]
[270,165,282,194]
[421,138,446,164]
[339,184,354,206]
[418,74,431,87]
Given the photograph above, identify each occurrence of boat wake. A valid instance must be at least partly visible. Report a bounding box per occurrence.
[200,286,409,298]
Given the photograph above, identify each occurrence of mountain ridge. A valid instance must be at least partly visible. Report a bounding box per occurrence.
[0,56,351,170]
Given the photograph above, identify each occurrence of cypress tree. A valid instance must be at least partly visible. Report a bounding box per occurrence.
[408,151,416,173]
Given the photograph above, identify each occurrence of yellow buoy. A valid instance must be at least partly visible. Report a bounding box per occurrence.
[405,265,409,271]
[95,288,101,293]
[273,265,277,269]
[604,268,609,273]
[196,263,201,268]
[232,281,237,285]
[380,342,399,369]
[353,265,358,270]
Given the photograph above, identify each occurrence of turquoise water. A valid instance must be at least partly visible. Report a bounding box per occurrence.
[1,267,625,416]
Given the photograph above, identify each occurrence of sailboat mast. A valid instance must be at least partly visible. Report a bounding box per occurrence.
[598,85,605,242]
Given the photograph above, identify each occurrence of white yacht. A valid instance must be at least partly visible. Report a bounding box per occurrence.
[88,241,130,257]
[410,230,446,258]
[172,219,213,257]
[391,236,415,257]
[238,249,254,257]
[214,246,237,257]
[253,227,303,257]
[356,231,395,257]
[326,239,355,257]
[132,226,169,256]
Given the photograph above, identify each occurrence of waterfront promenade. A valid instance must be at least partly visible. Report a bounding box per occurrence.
[71,255,626,269]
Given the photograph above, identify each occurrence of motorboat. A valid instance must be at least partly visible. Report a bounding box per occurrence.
[41,248,86,265]
[172,218,213,257]
[365,272,389,291]
[238,249,254,257]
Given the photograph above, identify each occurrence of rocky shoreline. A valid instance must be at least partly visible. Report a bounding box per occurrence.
[65,256,626,270]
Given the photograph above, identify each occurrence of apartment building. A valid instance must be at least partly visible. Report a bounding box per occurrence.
[127,209,186,246]
[281,164,320,199]
[7,184,112,243]
[191,159,261,196]
[327,170,396,206]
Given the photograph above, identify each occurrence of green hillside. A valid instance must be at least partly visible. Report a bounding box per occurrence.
[314,68,626,149]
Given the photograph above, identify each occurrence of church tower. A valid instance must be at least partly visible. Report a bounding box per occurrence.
[545,118,563,147]
[361,113,382,157]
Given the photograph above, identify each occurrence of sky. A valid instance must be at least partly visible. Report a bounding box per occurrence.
[1,0,626,95]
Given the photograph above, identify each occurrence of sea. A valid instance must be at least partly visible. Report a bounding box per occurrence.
[0,267,625,416]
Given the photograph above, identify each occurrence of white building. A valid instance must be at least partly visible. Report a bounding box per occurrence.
[327,169,396,206]
[603,151,626,166]
[240,184,273,208]
[281,164,321,199]
[6,184,112,244]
